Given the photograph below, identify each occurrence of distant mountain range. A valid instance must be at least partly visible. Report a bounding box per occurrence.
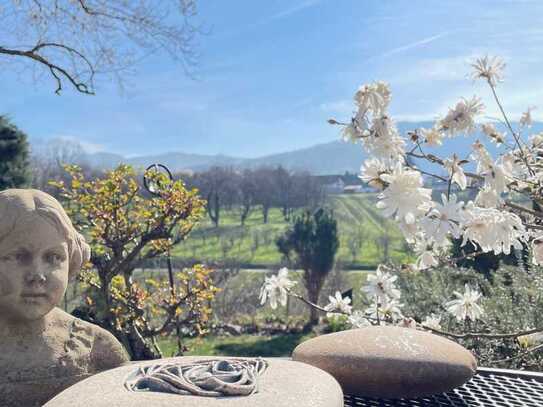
[85,139,373,175]
[81,121,543,175]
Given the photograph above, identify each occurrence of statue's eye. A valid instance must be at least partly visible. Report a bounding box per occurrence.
[15,251,32,264]
[45,251,65,265]
[1,251,31,264]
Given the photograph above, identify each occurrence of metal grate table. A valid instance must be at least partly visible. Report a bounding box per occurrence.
[344,368,543,406]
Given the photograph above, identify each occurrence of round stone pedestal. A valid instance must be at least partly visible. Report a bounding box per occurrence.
[45,356,343,407]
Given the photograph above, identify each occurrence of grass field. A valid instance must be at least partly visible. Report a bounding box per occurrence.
[159,333,314,358]
[171,193,413,268]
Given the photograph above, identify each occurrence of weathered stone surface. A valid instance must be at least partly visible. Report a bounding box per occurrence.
[0,189,130,407]
[45,357,344,407]
[292,326,477,399]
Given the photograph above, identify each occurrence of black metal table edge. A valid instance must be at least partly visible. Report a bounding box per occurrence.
[344,367,543,406]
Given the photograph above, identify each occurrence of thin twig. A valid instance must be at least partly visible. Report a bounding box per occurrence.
[506,201,543,219]
[489,343,543,365]
[488,81,535,176]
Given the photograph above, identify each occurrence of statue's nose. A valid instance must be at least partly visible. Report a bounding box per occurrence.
[25,262,47,284]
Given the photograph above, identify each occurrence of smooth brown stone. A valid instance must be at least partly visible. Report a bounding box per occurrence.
[292,326,477,399]
[45,356,344,407]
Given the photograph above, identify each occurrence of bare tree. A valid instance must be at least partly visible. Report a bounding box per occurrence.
[193,166,236,227]
[273,166,293,221]
[0,0,199,94]
[236,169,256,225]
[30,137,96,193]
[290,171,325,214]
[253,167,276,224]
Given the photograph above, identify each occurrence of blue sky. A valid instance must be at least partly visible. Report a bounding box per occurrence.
[4,0,543,157]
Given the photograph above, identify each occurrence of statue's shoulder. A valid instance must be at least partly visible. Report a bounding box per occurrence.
[88,321,131,371]
[53,308,131,372]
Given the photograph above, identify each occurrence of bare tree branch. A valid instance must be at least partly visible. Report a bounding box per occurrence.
[0,0,201,94]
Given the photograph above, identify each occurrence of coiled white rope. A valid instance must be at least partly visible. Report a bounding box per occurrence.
[125,358,268,397]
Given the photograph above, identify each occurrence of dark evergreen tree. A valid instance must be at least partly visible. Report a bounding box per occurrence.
[0,116,31,190]
[450,237,526,282]
[277,208,339,325]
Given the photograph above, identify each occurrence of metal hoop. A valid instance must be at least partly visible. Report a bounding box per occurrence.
[143,163,173,196]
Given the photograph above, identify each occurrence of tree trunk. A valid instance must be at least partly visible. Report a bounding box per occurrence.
[308,289,320,326]
[306,273,324,326]
[124,325,162,360]
[282,204,289,221]
[240,203,250,225]
[207,193,220,227]
[262,205,269,224]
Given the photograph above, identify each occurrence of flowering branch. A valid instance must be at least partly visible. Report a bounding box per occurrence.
[261,56,543,369]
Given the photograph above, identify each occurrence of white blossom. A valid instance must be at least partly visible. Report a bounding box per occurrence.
[445,284,484,322]
[366,297,404,322]
[482,159,511,195]
[481,123,506,145]
[503,152,525,181]
[531,133,543,150]
[532,236,543,266]
[439,96,484,136]
[475,186,502,208]
[471,55,505,86]
[348,310,371,328]
[444,155,468,190]
[259,268,296,309]
[364,116,406,163]
[324,291,352,318]
[359,158,388,190]
[362,266,401,301]
[421,126,444,147]
[416,250,439,270]
[462,204,526,255]
[420,194,465,247]
[341,123,362,143]
[377,164,433,224]
[471,140,494,173]
[520,107,535,127]
[398,220,419,243]
[354,81,391,115]
[422,314,442,330]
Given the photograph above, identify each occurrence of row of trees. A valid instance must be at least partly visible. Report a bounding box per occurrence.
[0,131,322,229]
[0,123,326,229]
[184,166,325,227]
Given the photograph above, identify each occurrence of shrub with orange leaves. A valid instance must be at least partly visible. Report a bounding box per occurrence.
[52,164,218,360]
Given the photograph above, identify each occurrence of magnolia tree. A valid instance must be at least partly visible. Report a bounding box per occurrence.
[260,56,543,362]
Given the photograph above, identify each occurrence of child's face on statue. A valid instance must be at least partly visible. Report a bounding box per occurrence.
[0,216,70,322]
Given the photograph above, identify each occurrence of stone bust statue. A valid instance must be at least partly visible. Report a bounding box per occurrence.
[0,189,130,407]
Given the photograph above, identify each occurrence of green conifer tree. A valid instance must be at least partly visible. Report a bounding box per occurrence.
[0,116,31,190]
[277,208,339,325]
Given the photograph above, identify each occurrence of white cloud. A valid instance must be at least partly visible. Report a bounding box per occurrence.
[268,0,322,21]
[373,32,450,60]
